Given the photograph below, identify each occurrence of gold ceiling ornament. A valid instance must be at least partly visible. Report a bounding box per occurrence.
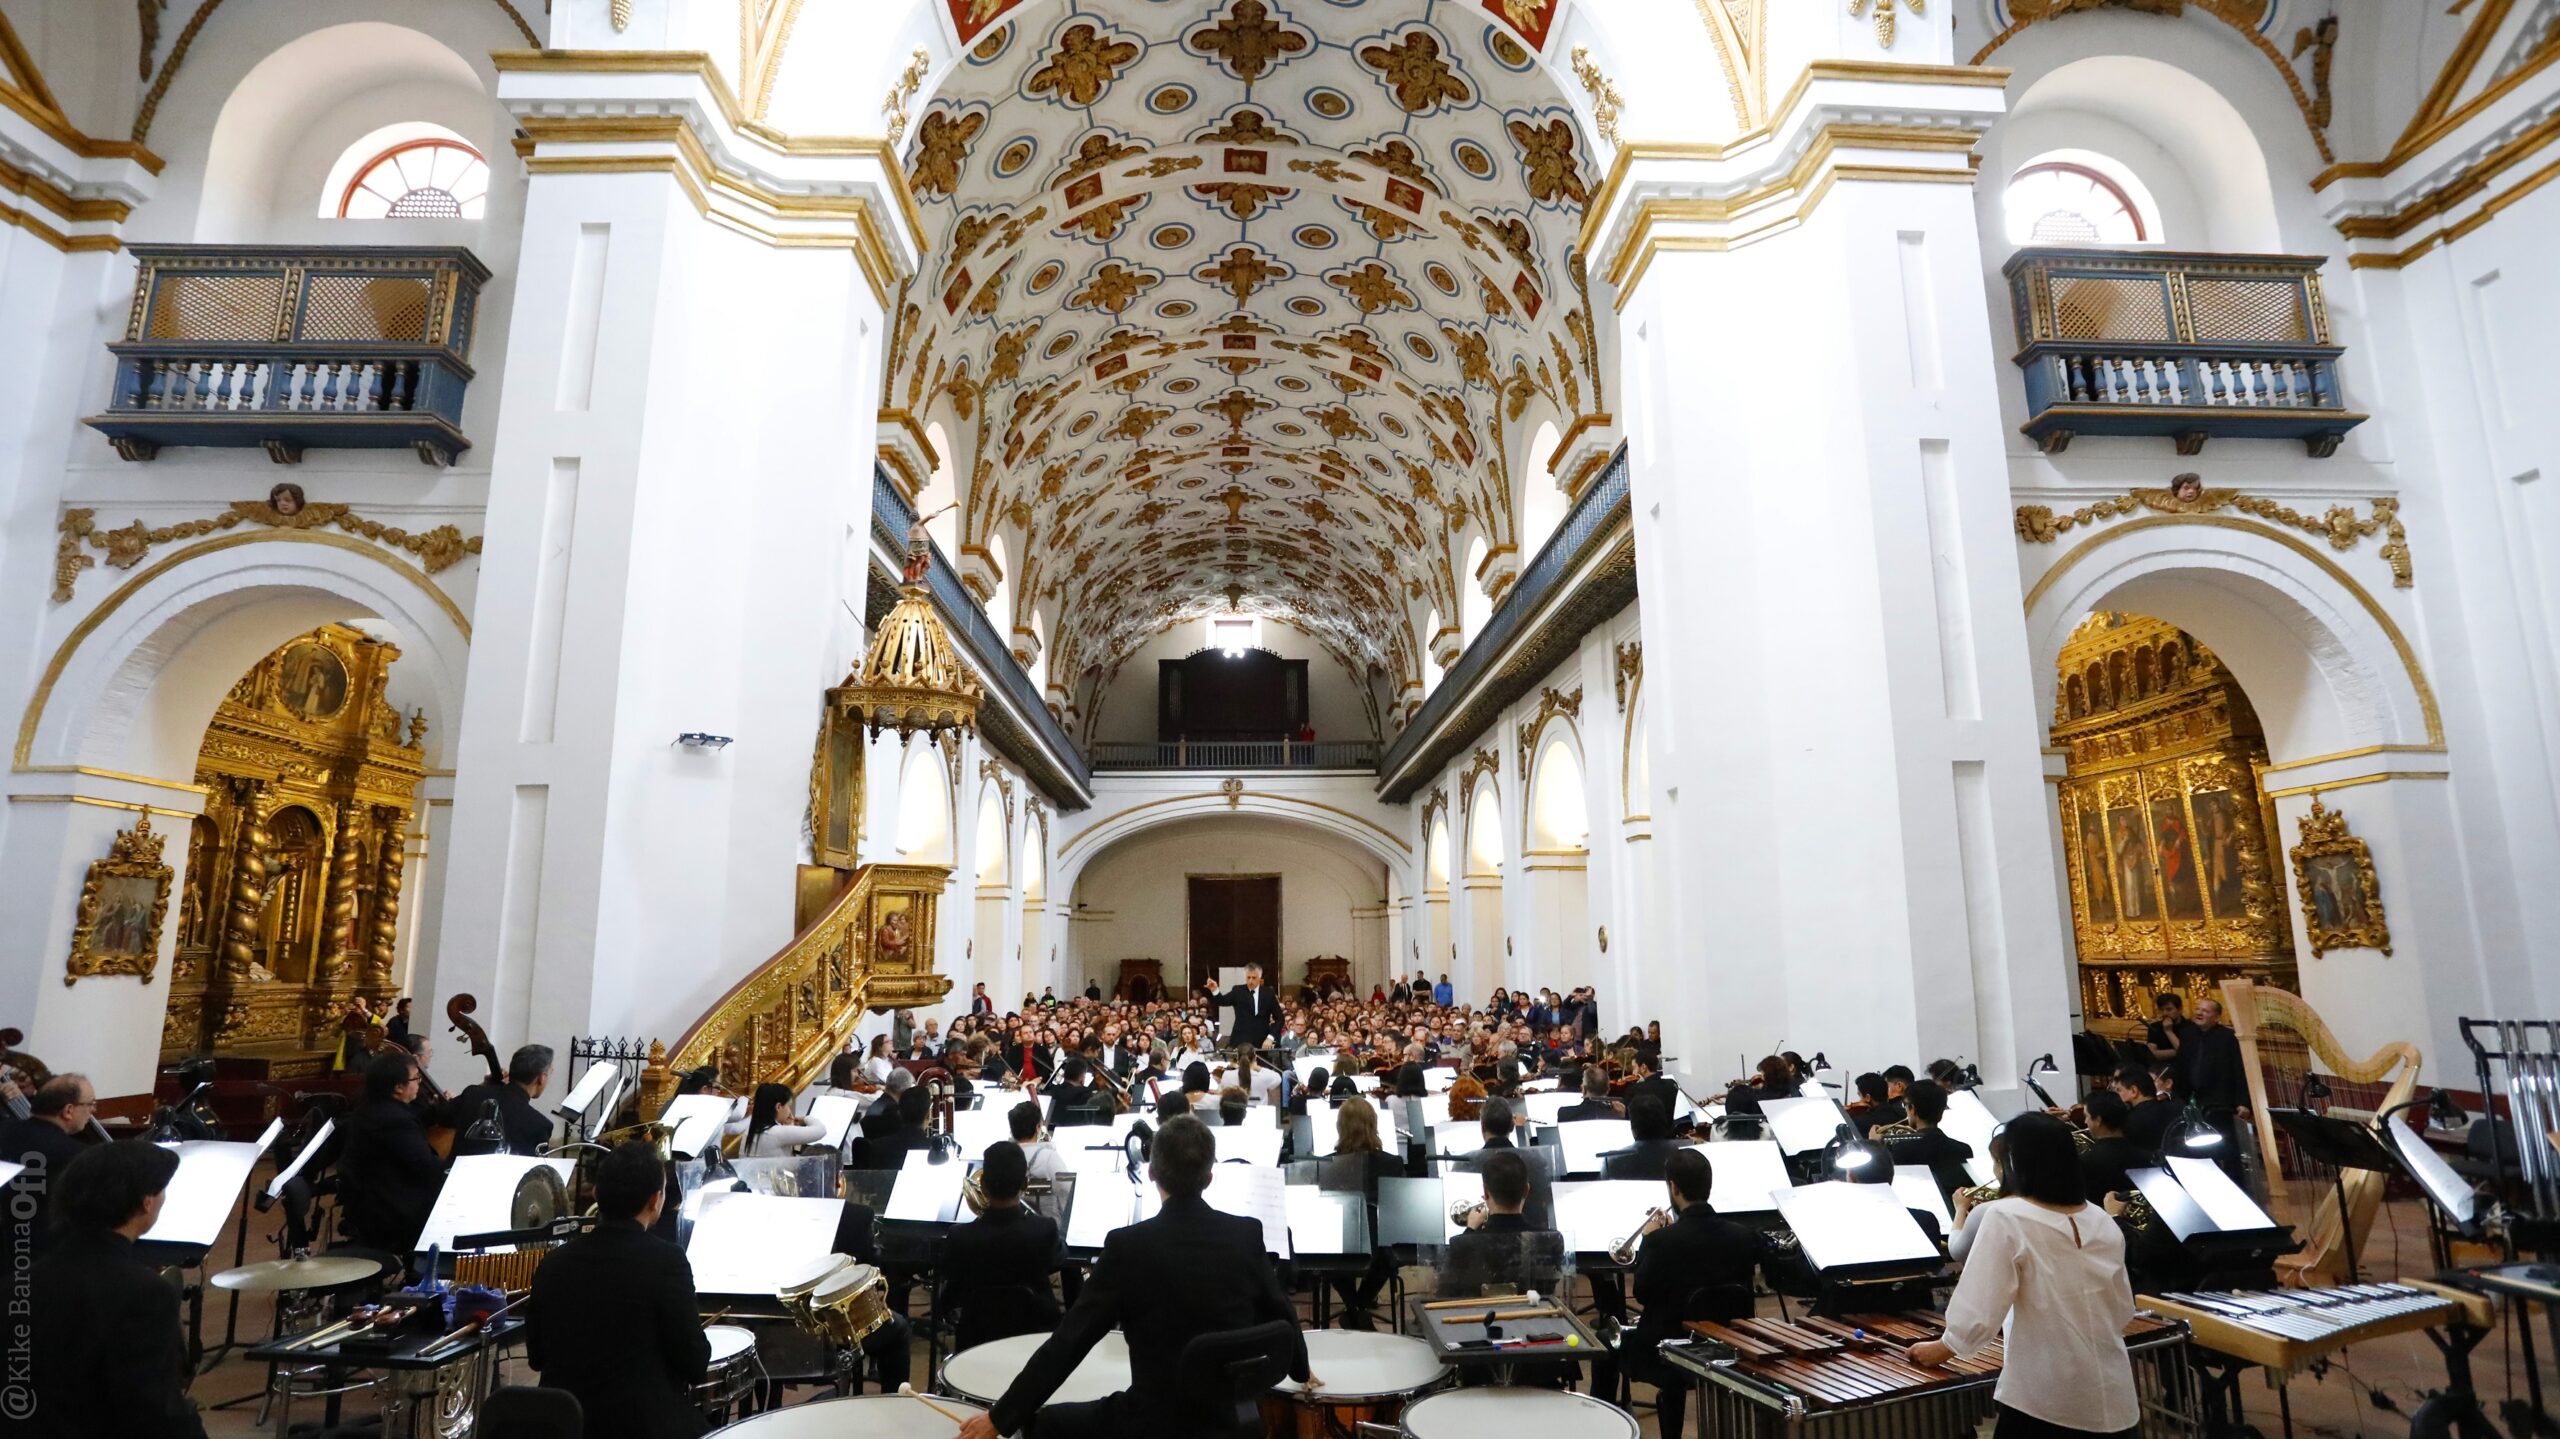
[2015,482,2411,587]
[66,808,173,985]
[1613,639,1643,710]
[2289,795,2391,958]
[54,500,484,603]
[1848,0,1925,49]
[842,539,984,744]
[882,47,931,147]
[611,0,632,32]
[1569,48,1624,148]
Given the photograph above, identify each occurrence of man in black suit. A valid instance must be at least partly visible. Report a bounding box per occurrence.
[27,1141,202,1439]
[2077,1089,2154,1201]
[858,1085,933,1171]
[335,1052,446,1254]
[527,1140,711,1439]
[2185,997,2251,1174]
[2115,1063,2179,1155]
[938,1142,1065,1351]
[1447,1148,1569,1332]
[962,1117,1307,1439]
[1879,1081,1976,1202]
[1626,1052,1682,1120]
[1219,963,1279,1052]
[1597,1149,1769,1439]
[1557,1066,1623,1122]
[1601,1095,1685,1180]
[444,1043,556,1158]
[1042,1057,1100,1127]
[3,1074,96,1261]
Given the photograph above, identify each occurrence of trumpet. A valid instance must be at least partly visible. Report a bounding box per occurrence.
[1609,1206,1671,1265]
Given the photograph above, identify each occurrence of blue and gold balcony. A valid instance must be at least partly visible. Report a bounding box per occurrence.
[85,245,488,467]
[2003,248,2365,458]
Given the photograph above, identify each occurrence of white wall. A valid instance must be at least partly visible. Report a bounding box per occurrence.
[1066,815,1388,998]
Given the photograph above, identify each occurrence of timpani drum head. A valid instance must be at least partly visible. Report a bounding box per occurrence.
[704,1325,756,1365]
[1273,1331,1448,1400]
[776,1254,849,1299]
[941,1331,1133,1407]
[814,1263,879,1306]
[1399,1388,1639,1439]
[710,1394,985,1437]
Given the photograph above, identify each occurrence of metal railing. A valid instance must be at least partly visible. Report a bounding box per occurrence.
[1090,739,1381,771]
[1377,445,1631,798]
[2003,247,2364,458]
[871,466,1093,798]
[85,245,488,466]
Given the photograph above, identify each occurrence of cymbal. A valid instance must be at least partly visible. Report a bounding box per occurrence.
[212,1255,385,1293]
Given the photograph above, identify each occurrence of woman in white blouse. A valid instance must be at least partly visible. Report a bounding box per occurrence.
[1910,1111,2138,1438]
[728,1081,827,1159]
[861,1034,896,1086]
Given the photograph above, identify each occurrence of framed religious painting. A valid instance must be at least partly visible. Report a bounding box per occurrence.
[66,810,175,984]
[809,694,865,870]
[2289,796,2391,957]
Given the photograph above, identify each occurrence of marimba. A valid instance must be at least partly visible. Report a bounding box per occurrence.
[1665,1311,2196,1438]
[2139,1281,2489,1377]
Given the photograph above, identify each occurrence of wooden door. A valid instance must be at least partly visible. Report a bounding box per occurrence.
[1188,876,1281,993]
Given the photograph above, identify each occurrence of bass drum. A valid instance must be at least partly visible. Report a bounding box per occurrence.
[1261,1331,1449,1438]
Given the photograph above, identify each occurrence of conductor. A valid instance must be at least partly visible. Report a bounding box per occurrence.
[959,1116,1309,1439]
[1219,962,1280,1052]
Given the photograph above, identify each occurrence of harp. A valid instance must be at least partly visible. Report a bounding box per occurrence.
[2221,977,2420,1285]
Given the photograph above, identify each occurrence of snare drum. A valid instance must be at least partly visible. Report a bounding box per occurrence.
[710,1392,985,1437]
[941,1330,1133,1407]
[696,1324,758,1423]
[1263,1331,1449,1438]
[1397,1388,1639,1439]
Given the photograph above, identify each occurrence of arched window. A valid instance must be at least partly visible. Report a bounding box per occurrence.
[336,136,488,219]
[2004,159,2148,246]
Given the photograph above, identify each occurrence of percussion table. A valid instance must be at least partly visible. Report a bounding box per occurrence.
[247,1316,523,1439]
[1406,1293,1601,1387]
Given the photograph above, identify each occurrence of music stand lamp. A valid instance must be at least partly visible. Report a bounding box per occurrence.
[2269,1105,2401,1286]
[2162,1099,2227,1160]
[2023,1054,2063,1110]
[1821,1124,1880,1179]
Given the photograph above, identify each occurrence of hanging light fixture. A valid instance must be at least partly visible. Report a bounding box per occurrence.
[841,535,983,743]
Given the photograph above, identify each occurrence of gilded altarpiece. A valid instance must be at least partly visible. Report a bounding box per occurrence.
[163,624,426,1071]
[2052,614,2297,1039]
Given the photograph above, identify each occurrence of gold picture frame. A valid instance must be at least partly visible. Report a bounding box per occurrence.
[67,810,175,985]
[809,692,866,871]
[2289,796,2391,958]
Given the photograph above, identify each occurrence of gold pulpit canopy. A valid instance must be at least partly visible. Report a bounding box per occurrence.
[841,545,981,743]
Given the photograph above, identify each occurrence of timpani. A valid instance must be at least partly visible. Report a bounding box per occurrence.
[710,1393,986,1436]
[1264,1331,1450,1438]
[1397,1387,1639,1439]
[940,1331,1133,1408]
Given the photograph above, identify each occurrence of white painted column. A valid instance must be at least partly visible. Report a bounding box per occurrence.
[1611,75,2071,1090]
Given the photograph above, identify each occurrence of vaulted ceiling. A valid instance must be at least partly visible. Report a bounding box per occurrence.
[888,0,1608,695]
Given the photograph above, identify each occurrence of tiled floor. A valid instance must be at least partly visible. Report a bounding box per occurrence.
[186,1194,2556,1437]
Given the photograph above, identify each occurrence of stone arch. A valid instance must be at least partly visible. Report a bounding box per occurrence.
[1465,772,1505,877]
[973,779,1011,884]
[19,533,472,780]
[2024,518,2441,765]
[1051,786,1410,904]
[1621,677,1650,824]
[1516,416,1570,565]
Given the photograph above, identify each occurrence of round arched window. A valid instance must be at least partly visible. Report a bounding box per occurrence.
[337,139,488,220]
[2004,160,2147,246]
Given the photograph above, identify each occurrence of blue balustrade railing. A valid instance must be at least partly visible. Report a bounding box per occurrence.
[872,466,1092,799]
[2003,247,2364,458]
[85,245,487,466]
[1376,446,1631,798]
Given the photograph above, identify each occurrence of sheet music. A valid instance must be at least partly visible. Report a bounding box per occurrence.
[885,1151,968,1222]
[1064,1179,1144,1248]
[1890,1165,1954,1231]
[1522,1091,1578,1126]
[0,1160,19,1189]
[1212,1124,1283,1167]
[557,1061,619,1124]
[1556,1119,1634,1175]
[264,1119,335,1200]
[1421,1065,1458,1092]
[950,1105,1014,1156]
[2167,1156,2277,1232]
[1759,1095,1852,1156]
[1207,1164,1291,1257]
[1939,1089,2002,1186]
[660,1093,735,1159]
[685,1190,845,1294]
[1294,1051,1336,1082]
[1692,1139,1789,1213]
[1431,1122,1490,1157]
[1283,1185,1359,1256]
[142,1135,274,1249]
[1775,1181,1939,1271]
[414,1155,575,1253]
[1440,1171,1485,1240]
[2383,1114,2476,1224]
[1553,1179,1661,1254]
[807,1095,862,1151]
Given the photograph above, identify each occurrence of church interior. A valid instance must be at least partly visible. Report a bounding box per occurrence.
[0,0,2557,1436]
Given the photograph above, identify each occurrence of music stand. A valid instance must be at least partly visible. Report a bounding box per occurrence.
[2270,1106,2399,1285]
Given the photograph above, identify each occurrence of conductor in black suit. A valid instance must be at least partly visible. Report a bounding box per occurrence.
[1219,962,1280,1052]
[962,1116,1309,1439]
[527,1140,711,1439]
[27,1141,204,1439]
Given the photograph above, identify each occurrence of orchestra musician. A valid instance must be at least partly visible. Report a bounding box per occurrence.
[443,1042,555,1159]
[1623,1051,1682,1119]
[1041,1056,1100,1126]
[1909,1114,2139,1439]
[1601,1094,1683,1180]
[1010,1099,1069,1185]
[958,1116,1310,1439]
[3,1074,97,1255]
[937,1141,1065,1350]
[27,1141,203,1439]
[1721,1054,1797,1118]
[1877,1080,1977,1203]
[1593,1148,1771,1439]
[527,1139,711,1439]
[336,1051,445,1255]
[730,1081,826,1158]
[1445,1148,1567,1315]
[1848,1071,1897,1135]
[1315,1095,1405,1331]
[2112,1063,2178,1154]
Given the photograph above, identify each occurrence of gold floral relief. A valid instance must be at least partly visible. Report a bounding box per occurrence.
[1026,22,1142,108]
[1187,0,1313,83]
[907,109,987,198]
[1359,31,1474,114]
[1506,117,1590,208]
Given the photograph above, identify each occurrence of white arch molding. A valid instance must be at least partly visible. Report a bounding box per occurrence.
[1051,788,1411,905]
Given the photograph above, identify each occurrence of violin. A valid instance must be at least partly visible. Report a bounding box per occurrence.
[446,993,504,1086]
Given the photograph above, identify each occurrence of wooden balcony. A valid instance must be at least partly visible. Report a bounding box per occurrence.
[85,245,488,467]
[2003,248,2365,458]
[1090,739,1381,771]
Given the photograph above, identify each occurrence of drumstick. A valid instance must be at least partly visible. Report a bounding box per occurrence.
[899,1383,975,1425]
[1424,1292,1531,1310]
[1444,1307,1565,1325]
